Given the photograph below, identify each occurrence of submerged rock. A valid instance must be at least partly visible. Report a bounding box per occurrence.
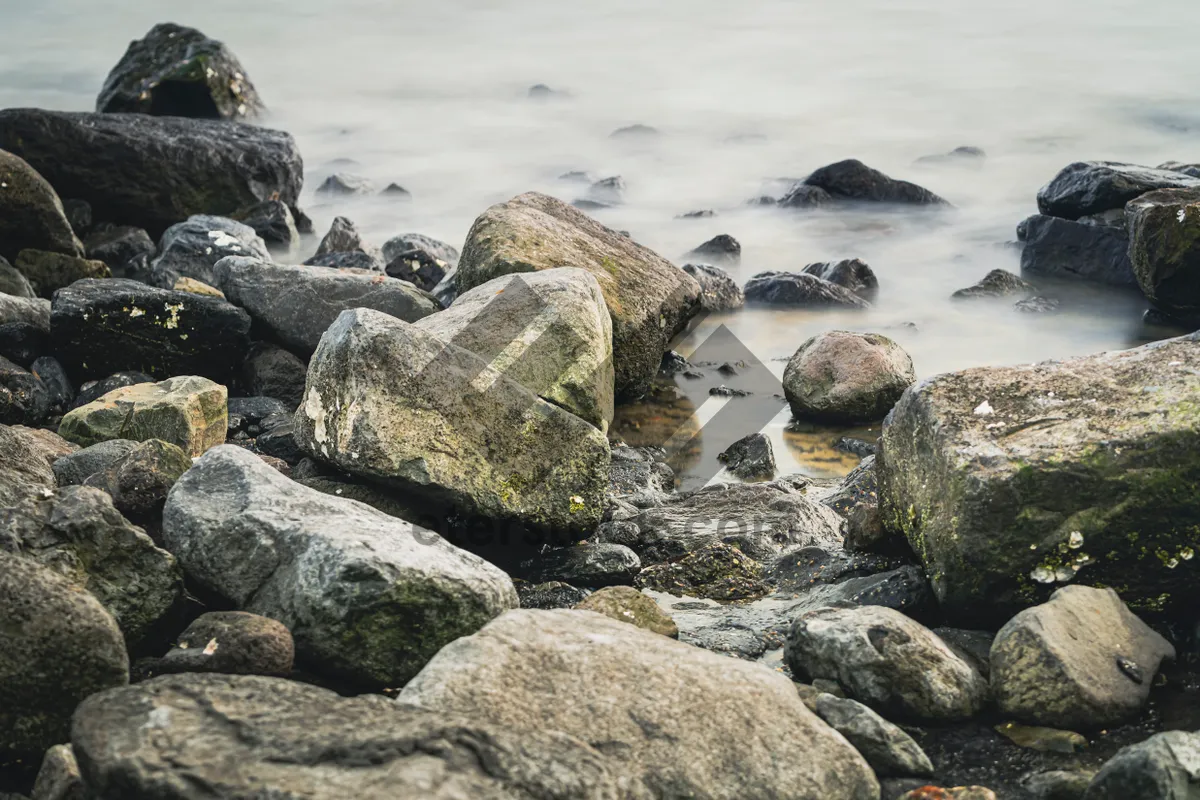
[952,268,1035,299]
[1127,188,1200,324]
[149,214,269,288]
[1019,214,1136,287]
[779,184,834,209]
[784,330,915,423]
[0,148,84,263]
[744,271,871,308]
[803,258,879,295]
[682,263,745,310]
[315,173,374,196]
[685,233,741,266]
[803,159,949,205]
[1037,161,1200,220]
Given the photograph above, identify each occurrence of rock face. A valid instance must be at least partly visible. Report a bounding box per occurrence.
[295,308,610,536]
[0,149,83,262]
[455,192,701,400]
[415,268,614,431]
[803,259,879,295]
[1037,161,1200,220]
[744,271,871,308]
[163,446,518,686]
[784,330,915,423]
[785,605,989,721]
[803,159,949,205]
[0,486,183,645]
[812,693,934,777]
[990,585,1175,728]
[96,23,263,120]
[154,612,295,677]
[212,257,439,356]
[1084,731,1200,799]
[1018,214,1136,287]
[574,585,678,637]
[0,423,58,505]
[1127,188,1200,323]
[0,109,302,237]
[14,250,109,297]
[879,332,1200,620]
[59,375,228,457]
[0,551,128,760]
[682,263,745,311]
[50,279,251,383]
[149,215,270,288]
[400,609,880,799]
[952,268,1035,299]
[72,673,647,800]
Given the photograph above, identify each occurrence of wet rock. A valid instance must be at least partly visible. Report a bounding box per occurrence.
[0,320,48,367]
[51,279,251,383]
[1037,161,1200,220]
[766,541,904,591]
[0,149,83,263]
[0,255,34,298]
[0,109,302,238]
[878,331,1200,621]
[0,424,60,505]
[813,693,934,777]
[52,439,140,486]
[315,173,374,196]
[779,183,834,208]
[456,192,701,400]
[1127,188,1200,324]
[822,454,879,516]
[83,224,155,280]
[59,375,227,457]
[0,551,128,760]
[384,247,448,292]
[744,271,871,308]
[255,419,304,464]
[994,723,1088,754]
[30,357,73,413]
[784,330,915,423]
[635,541,769,600]
[213,257,438,357]
[153,611,294,677]
[574,585,678,636]
[382,232,461,266]
[836,436,877,459]
[785,605,989,721]
[935,628,995,679]
[803,159,950,206]
[400,608,880,799]
[70,371,154,409]
[230,199,298,249]
[1018,214,1136,287]
[0,355,50,424]
[14,249,108,297]
[681,263,744,311]
[32,743,83,800]
[239,341,306,406]
[81,438,192,534]
[608,444,675,505]
[149,214,269,288]
[520,543,641,587]
[517,580,590,609]
[0,485,182,645]
[303,250,383,270]
[685,233,741,266]
[97,23,262,120]
[952,268,1035,299]
[786,564,936,623]
[1083,730,1200,799]
[717,432,776,480]
[1016,296,1061,313]
[0,293,50,334]
[803,258,878,295]
[991,585,1175,728]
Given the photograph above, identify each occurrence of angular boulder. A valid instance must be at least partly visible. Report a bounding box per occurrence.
[1019,214,1136,287]
[520,542,641,587]
[784,330,915,423]
[812,693,934,777]
[0,148,83,262]
[163,445,518,686]
[1037,161,1200,220]
[685,234,740,266]
[744,271,871,308]
[149,215,269,288]
[1127,188,1200,323]
[803,159,949,205]
[1084,731,1200,799]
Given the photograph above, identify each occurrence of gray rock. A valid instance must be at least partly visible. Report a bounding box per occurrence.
[1015,296,1062,313]
[72,673,647,799]
[149,214,269,288]
[685,234,740,266]
[784,330,915,423]
[400,609,880,799]
[517,580,591,610]
[574,585,678,636]
[81,438,193,534]
[608,444,675,503]
[785,605,989,721]
[0,149,83,264]
[915,146,987,166]
[1019,214,1136,287]
[0,423,60,506]
[0,256,35,298]
[231,199,298,249]
[935,628,995,679]
[952,268,1035,299]
[1127,188,1200,324]
[294,308,611,536]
[1021,769,1095,799]
[779,184,834,208]
[0,355,50,425]
[585,175,626,205]
[802,258,879,295]
[1037,161,1200,220]
[32,744,83,800]
[163,445,518,687]
[682,263,745,311]
[311,216,381,264]
[0,293,50,330]
[71,371,154,410]
[718,432,776,480]
[1084,731,1200,799]
[213,256,439,356]
[52,439,140,486]
[744,271,871,308]
[991,585,1175,728]
[315,173,374,196]
[636,541,769,600]
[521,543,641,587]
[304,250,384,271]
[382,232,460,266]
[154,611,294,677]
[83,224,155,281]
[30,357,72,413]
[240,341,307,406]
[813,693,934,777]
[804,159,949,206]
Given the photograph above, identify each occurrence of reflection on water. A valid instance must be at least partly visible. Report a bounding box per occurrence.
[782,421,879,479]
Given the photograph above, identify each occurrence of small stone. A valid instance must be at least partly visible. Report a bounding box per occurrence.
[519,543,641,588]
[173,276,225,298]
[516,580,590,610]
[685,233,740,266]
[994,722,1088,753]
[574,585,678,637]
[154,612,294,677]
[718,432,776,480]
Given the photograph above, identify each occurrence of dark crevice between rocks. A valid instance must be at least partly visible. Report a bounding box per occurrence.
[148,80,222,119]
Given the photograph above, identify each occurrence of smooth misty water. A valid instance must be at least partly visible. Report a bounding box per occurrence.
[5,0,1200,483]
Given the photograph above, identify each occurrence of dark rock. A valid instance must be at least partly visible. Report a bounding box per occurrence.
[517,580,591,609]
[0,355,50,425]
[933,628,994,679]
[381,183,412,199]
[83,224,155,280]
[803,159,949,206]
[748,195,780,206]
[230,199,298,249]
[0,109,302,238]
[239,342,306,406]
[82,438,192,536]
[71,371,154,410]
[744,271,871,308]
[766,543,905,592]
[528,83,558,98]
[784,331,915,423]
[14,249,109,297]
[1128,188,1200,324]
[316,173,374,196]
[52,439,140,486]
[779,184,834,208]
[803,258,878,295]
[952,268,1035,299]
[718,432,776,480]
[51,279,251,383]
[822,454,879,516]
[610,124,659,138]
[572,198,612,211]
[0,148,83,263]
[813,693,935,777]
[30,356,73,413]
[608,444,675,503]
[686,233,740,266]
[255,420,304,464]
[520,543,641,588]
[682,263,745,310]
[915,146,987,166]
[0,322,48,367]
[835,437,877,458]
[0,424,61,506]
[227,396,289,435]
[63,198,92,235]
[384,247,449,291]
[677,209,716,218]
[382,232,460,266]
[709,384,751,397]
[1015,296,1061,313]
[303,250,382,270]
[1083,731,1200,799]
[1019,214,1136,287]
[313,215,369,257]
[0,255,34,298]
[1036,161,1200,220]
[636,541,769,600]
[149,214,269,288]
[152,612,294,677]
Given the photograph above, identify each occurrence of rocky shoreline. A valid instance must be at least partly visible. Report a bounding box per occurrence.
[3,22,1200,800]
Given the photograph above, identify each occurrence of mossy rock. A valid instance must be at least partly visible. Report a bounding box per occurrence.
[0,149,83,263]
[574,585,678,637]
[15,248,109,297]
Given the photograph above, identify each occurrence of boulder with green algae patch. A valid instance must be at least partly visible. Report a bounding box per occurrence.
[1127,187,1200,325]
[635,541,769,600]
[0,149,84,263]
[14,248,108,297]
[880,330,1200,622]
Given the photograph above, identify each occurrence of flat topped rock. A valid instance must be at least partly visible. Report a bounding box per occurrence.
[1037,161,1200,220]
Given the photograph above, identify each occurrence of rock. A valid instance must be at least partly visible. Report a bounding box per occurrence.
[213,257,438,357]
[415,267,614,430]
[802,259,878,295]
[0,355,50,424]
[682,263,745,310]
[635,542,769,600]
[813,693,934,777]
[1016,296,1061,313]
[1022,770,1095,799]
[164,445,517,686]
[295,308,610,536]
[585,175,625,205]
[574,585,678,636]
[173,276,224,298]
[316,173,374,196]
[822,454,879,516]
[81,438,192,533]
[71,371,154,409]
[784,330,915,423]
[51,279,251,383]
[30,357,73,413]
[63,198,92,236]
[14,249,109,297]
[255,420,304,463]
[0,424,60,505]
[312,216,375,260]
[1127,188,1200,323]
[767,541,904,592]
[0,320,48,366]
[153,611,294,677]
[0,255,34,298]
[380,182,412,199]
[779,184,834,208]
[717,432,776,480]
[1019,214,1136,287]
[52,439,139,486]
[149,214,269,288]
[803,159,949,205]
[382,232,460,266]
[1083,730,1200,799]
[384,247,449,292]
[59,375,227,457]
[1037,161,1200,220]
[879,331,1200,620]
[239,342,306,406]
[0,485,182,644]
[517,580,591,609]
[994,722,1088,754]
[785,605,989,721]
[0,109,302,238]
[227,396,289,434]
[934,628,994,679]
[83,224,155,280]
[611,124,659,138]
[952,268,1035,299]
[744,271,871,308]
[915,146,987,166]
[400,608,880,799]
[990,585,1174,728]
[303,250,383,271]
[0,551,128,760]
[685,234,741,266]
[608,444,676,506]
[0,149,83,264]
[96,23,262,120]
[900,789,997,800]
[73,673,645,799]
[32,744,83,800]
[777,564,936,623]
[456,192,701,400]
[520,543,641,587]
[230,199,298,249]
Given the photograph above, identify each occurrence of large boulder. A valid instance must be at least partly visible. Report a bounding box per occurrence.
[879,332,1200,620]
[415,268,614,430]
[212,257,439,356]
[149,214,269,288]
[802,159,949,205]
[71,673,647,799]
[0,551,128,760]
[1037,161,1200,220]
[295,308,610,537]
[1018,214,1136,286]
[97,23,263,121]
[744,271,870,308]
[455,192,701,400]
[1083,731,1200,799]
[991,585,1175,728]
[400,609,880,799]
[0,422,58,505]
[0,485,183,645]
[783,330,915,423]
[0,109,302,237]
[0,149,83,262]
[163,445,518,687]
[1127,188,1200,323]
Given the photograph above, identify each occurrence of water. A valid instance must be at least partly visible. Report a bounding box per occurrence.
[5,0,1199,483]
